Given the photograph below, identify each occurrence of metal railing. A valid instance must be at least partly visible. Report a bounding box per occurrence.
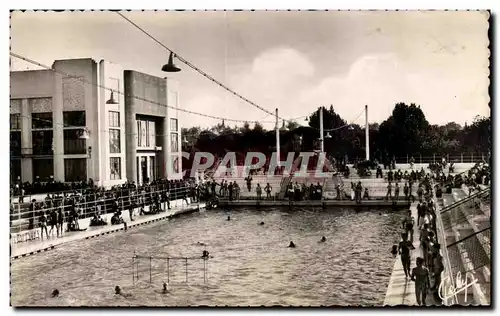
[389,153,487,165]
[10,184,192,236]
[437,188,491,305]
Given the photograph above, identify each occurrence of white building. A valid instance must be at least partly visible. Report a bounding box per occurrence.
[10,58,183,187]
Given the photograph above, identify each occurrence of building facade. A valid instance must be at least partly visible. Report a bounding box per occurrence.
[10,58,182,187]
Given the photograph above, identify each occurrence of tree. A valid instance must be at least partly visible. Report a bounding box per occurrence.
[253,122,264,132]
[459,115,490,153]
[286,120,300,130]
[377,102,430,158]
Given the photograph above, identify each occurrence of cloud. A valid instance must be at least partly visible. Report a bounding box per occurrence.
[180,49,489,130]
[181,47,316,129]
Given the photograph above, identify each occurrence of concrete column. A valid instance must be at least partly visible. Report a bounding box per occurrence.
[20,99,32,182]
[53,74,65,182]
[125,111,137,182]
[162,118,169,178]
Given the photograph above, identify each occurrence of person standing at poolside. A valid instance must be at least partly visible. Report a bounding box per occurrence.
[411,257,431,306]
[386,182,392,200]
[398,233,415,278]
[39,211,49,240]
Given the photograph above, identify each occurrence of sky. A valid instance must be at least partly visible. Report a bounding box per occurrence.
[10,10,490,130]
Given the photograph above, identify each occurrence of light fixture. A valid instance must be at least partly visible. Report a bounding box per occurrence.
[325,132,332,139]
[106,91,119,104]
[280,120,287,131]
[161,52,181,73]
[79,129,90,140]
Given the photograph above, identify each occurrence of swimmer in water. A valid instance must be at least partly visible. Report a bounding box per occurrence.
[51,289,59,298]
[320,236,326,242]
[202,250,210,258]
[288,241,296,248]
[391,245,398,257]
[162,282,170,294]
[227,216,231,221]
[260,221,265,225]
[115,286,132,297]
[197,242,206,246]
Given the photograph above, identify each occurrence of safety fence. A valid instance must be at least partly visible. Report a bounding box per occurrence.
[10,184,192,237]
[438,187,491,305]
[391,153,488,165]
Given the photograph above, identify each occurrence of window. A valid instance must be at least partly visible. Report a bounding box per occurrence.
[137,120,148,147]
[10,159,21,183]
[32,112,53,129]
[172,156,180,173]
[110,157,121,180]
[137,119,155,148]
[109,111,120,127]
[148,121,156,147]
[109,129,121,153]
[32,130,53,155]
[149,156,155,180]
[63,111,86,127]
[64,158,87,182]
[170,133,179,152]
[33,159,54,182]
[10,131,21,157]
[64,129,87,154]
[10,114,21,130]
[170,118,178,132]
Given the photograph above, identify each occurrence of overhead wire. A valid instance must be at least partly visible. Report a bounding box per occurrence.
[116,12,294,122]
[10,52,278,125]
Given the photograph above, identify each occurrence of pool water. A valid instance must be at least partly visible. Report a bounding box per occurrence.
[11,207,403,306]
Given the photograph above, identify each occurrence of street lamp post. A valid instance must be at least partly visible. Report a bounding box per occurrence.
[365,105,370,161]
[319,107,325,152]
[275,108,280,167]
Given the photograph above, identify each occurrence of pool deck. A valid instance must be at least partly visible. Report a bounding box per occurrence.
[10,201,206,260]
[219,199,411,208]
[384,201,427,306]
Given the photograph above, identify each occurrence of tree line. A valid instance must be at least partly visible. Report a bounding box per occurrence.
[182,103,491,163]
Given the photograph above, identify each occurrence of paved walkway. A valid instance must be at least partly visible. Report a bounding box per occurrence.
[383,201,422,306]
[11,199,206,260]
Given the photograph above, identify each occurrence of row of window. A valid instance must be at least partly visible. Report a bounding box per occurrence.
[10,112,179,155]
[10,111,87,130]
[10,157,122,182]
[10,131,176,156]
[10,111,119,130]
[10,111,177,132]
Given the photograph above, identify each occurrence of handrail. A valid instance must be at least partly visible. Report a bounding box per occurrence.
[10,185,191,218]
[440,187,490,214]
[10,185,193,233]
[10,180,192,201]
[11,183,191,205]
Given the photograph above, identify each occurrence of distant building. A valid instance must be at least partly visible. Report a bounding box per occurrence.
[10,58,182,187]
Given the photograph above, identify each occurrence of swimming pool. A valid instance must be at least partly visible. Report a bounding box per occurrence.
[11,207,403,306]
